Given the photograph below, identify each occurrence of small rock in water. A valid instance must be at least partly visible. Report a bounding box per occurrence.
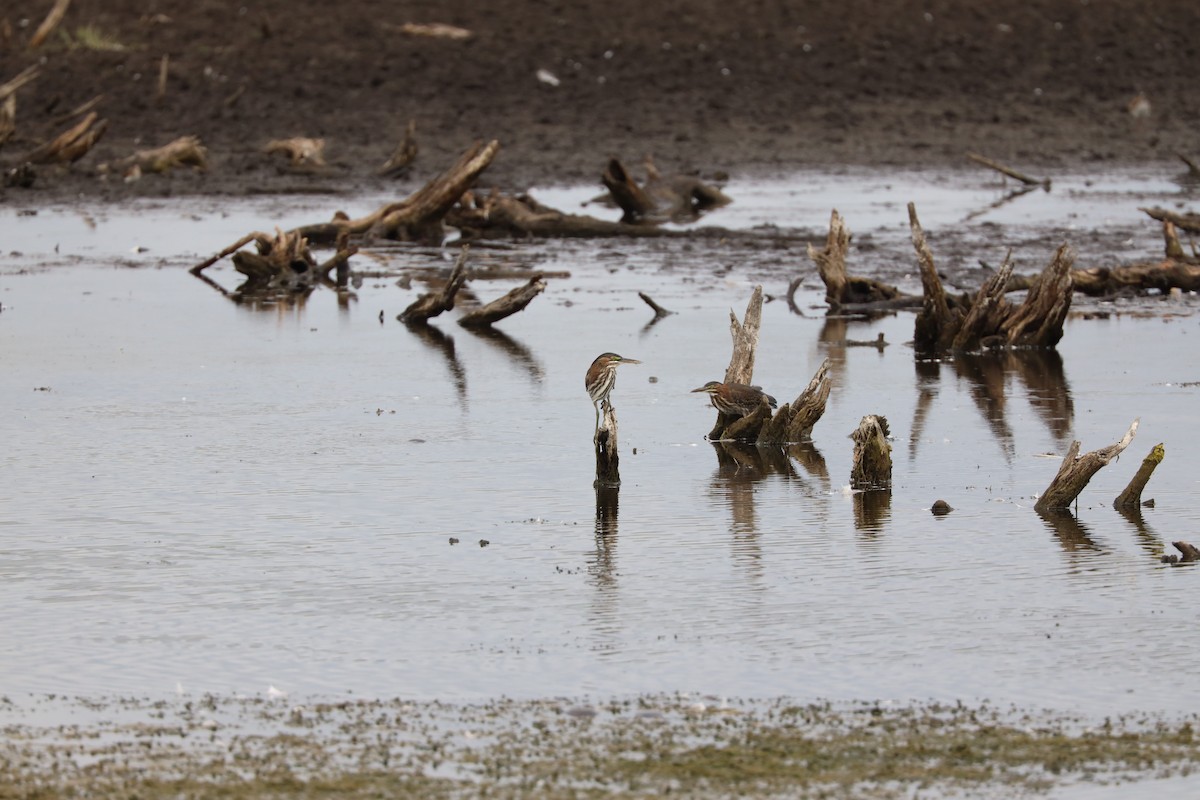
[931,499,953,516]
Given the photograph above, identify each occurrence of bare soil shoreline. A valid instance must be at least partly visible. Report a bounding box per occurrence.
[2,0,1197,202]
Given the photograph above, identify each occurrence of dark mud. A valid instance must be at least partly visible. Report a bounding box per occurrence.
[1,0,1197,201]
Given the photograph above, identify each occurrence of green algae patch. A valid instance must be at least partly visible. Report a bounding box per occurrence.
[1,695,1197,799]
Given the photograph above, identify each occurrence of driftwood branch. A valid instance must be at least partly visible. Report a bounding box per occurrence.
[1141,206,1200,235]
[457,274,546,329]
[398,246,470,324]
[1114,443,1163,510]
[265,137,326,167]
[967,151,1051,190]
[1035,419,1139,512]
[638,291,674,318]
[0,64,41,103]
[849,414,893,490]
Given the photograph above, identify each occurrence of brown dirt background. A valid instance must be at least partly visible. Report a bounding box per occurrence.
[1,0,1197,200]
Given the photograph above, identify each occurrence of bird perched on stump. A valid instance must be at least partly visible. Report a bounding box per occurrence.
[691,381,777,418]
[586,352,641,431]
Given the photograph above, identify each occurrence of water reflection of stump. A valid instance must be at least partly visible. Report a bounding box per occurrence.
[853,490,891,534]
[1037,508,1102,555]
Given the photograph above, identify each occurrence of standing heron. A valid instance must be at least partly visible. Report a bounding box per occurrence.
[586,352,641,431]
[691,380,777,418]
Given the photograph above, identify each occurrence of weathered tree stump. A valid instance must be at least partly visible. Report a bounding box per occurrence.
[1034,419,1139,512]
[757,358,833,444]
[398,246,470,324]
[808,210,902,311]
[707,286,765,440]
[910,202,1073,353]
[1114,443,1164,510]
[1169,541,1200,563]
[850,414,893,490]
[594,401,621,488]
[190,226,355,298]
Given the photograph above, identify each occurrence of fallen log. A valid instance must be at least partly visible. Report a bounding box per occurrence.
[1034,419,1139,512]
[457,274,546,329]
[849,414,892,490]
[1141,206,1200,235]
[398,246,469,324]
[1113,443,1164,510]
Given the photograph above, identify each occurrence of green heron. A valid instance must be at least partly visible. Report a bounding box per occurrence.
[691,381,777,418]
[586,352,641,431]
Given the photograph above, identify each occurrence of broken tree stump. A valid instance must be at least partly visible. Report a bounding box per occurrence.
[457,274,546,329]
[1113,443,1164,510]
[1034,419,1139,512]
[706,286,766,440]
[808,209,902,312]
[398,246,470,324]
[757,358,833,444]
[1167,541,1200,564]
[189,226,355,297]
[910,202,1073,353]
[850,414,893,490]
[594,397,621,488]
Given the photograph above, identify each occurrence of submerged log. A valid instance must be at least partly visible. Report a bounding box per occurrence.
[850,414,893,490]
[1034,419,1139,512]
[1113,443,1164,510]
[398,246,470,324]
[458,274,546,329]
[808,209,903,311]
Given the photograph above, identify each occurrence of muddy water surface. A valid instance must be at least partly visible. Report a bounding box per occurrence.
[2,170,1199,719]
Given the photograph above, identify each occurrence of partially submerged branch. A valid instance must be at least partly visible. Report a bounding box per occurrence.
[1113,443,1164,510]
[1035,419,1139,512]
[966,151,1051,190]
[398,246,470,324]
[458,274,546,329]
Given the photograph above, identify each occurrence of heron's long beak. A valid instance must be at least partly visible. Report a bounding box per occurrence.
[689,386,708,393]
[620,357,642,364]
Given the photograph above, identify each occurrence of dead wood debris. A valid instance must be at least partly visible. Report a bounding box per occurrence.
[1114,443,1163,510]
[1034,419,1138,513]
[1163,541,1200,564]
[638,292,674,319]
[265,137,326,168]
[24,110,107,165]
[392,22,473,40]
[600,156,731,224]
[398,246,469,325]
[99,135,207,180]
[966,151,1051,190]
[378,119,418,177]
[28,0,70,49]
[849,414,893,490]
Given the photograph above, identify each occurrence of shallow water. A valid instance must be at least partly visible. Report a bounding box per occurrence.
[2,170,1199,721]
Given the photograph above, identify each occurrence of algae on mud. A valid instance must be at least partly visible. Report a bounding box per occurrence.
[2,694,1197,799]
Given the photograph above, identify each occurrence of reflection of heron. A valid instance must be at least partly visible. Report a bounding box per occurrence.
[691,381,777,418]
[586,353,641,432]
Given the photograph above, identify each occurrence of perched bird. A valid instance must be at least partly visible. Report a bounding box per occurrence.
[691,381,777,418]
[586,352,641,431]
